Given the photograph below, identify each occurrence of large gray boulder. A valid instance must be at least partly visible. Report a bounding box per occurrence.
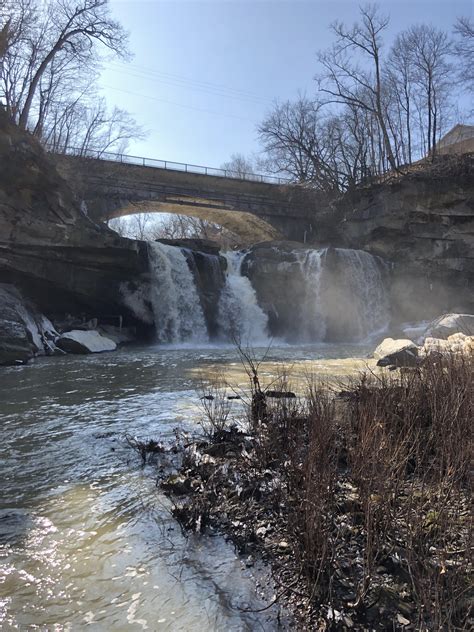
[374,337,419,367]
[56,330,117,354]
[427,313,474,339]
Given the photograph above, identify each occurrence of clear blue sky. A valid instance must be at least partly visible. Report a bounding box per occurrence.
[100,0,472,168]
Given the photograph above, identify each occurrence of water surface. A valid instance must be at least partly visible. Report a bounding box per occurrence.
[0,343,371,630]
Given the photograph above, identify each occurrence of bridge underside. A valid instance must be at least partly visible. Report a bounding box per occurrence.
[105,199,283,244]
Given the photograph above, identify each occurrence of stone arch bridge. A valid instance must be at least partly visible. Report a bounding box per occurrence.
[54,153,320,243]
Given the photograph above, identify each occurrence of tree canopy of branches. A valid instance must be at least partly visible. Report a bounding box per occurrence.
[0,0,143,153]
[258,4,472,192]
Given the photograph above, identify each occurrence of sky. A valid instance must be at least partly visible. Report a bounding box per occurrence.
[100,0,473,169]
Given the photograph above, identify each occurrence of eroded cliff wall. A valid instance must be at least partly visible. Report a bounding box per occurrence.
[0,109,149,321]
[315,156,474,321]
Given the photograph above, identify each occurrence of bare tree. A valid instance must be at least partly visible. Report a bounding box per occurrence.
[109,212,239,248]
[151,213,239,248]
[258,97,351,190]
[0,1,35,61]
[1,0,128,130]
[316,4,397,170]
[386,33,416,164]
[220,153,256,179]
[400,24,452,157]
[43,96,144,155]
[453,17,474,100]
[258,95,385,191]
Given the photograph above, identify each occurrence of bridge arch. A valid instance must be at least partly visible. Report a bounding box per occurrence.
[106,199,282,244]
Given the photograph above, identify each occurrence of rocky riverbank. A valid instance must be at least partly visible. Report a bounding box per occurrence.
[131,343,472,631]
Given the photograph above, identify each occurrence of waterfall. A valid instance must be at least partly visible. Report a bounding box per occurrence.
[294,249,327,341]
[143,241,389,346]
[148,242,208,344]
[217,251,270,345]
[256,246,389,342]
[333,248,389,338]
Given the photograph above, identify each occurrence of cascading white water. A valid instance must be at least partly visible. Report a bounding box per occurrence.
[334,248,389,338]
[294,249,327,341]
[272,247,389,342]
[148,242,208,344]
[217,251,270,345]
[143,242,388,346]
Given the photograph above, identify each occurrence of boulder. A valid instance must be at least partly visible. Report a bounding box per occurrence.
[374,338,419,367]
[427,313,474,339]
[56,330,117,354]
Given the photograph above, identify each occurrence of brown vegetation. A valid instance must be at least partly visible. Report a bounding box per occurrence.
[153,352,473,630]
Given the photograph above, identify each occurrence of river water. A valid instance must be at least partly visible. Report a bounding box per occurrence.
[0,343,372,630]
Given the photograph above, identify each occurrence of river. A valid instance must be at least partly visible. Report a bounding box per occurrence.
[0,342,372,630]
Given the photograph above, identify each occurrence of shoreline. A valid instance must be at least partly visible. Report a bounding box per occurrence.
[133,351,472,630]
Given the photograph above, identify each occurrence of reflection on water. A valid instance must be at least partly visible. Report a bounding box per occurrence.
[0,343,371,630]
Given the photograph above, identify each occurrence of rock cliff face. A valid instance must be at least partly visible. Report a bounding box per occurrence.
[0,109,150,326]
[0,109,152,363]
[315,156,474,322]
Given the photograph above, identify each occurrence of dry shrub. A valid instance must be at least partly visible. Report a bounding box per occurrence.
[341,353,473,628]
[190,347,472,628]
[292,381,339,599]
[267,353,472,627]
[196,370,235,439]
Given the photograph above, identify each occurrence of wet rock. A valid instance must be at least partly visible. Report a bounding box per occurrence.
[0,284,58,365]
[161,474,193,495]
[327,155,474,321]
[266,390,296,399]
[0,110,151,333]
[56,330,117,354]
[374,337,419,367]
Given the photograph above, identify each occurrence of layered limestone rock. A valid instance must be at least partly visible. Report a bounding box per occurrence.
[243,242,390,342]
[0,109,151,355]
[315,155,474,322]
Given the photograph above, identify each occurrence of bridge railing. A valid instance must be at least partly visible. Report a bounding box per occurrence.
[48,145,291,185]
